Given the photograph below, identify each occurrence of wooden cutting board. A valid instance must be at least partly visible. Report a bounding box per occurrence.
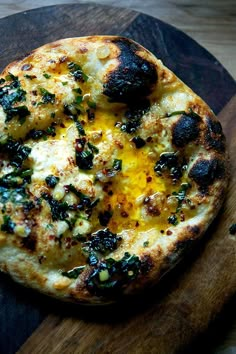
[0,4,235,354]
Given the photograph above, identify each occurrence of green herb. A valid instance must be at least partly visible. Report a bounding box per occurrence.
[0,169,32,188]
[5,105,30,123]
[73,88,82,94]
[26,124,56,140]
[0,78,5,85]
[172,183,191,212]
[0,139,31,168]
[1,215,15,234]
[85,228,121,255]
[62,265,86,279]
[167,110,186,117]
[66,184,98,211]
[46,223,54,230]
[42,193,69,221]
[154,152,186,181]
[76,150,94,170]
[168,214,178,226]
[113,159,122,171]
[75,95,83,105]
[0,186,27,204]
[5,73,17,81]
[39,87,55,104]
[143,241,149,247]
[68,62,88,82]
[45,125,56,136]
[87,142,99,154]
[75,119,86,136]
[50,112,55,118]
[43,73,51,79]
[87,101,96,109]
[62,81,68,86]
[0,74,30,123]
[86,252,146,295]
[24,74,36,80]
[45,175,59,188]
[167,109,201,120]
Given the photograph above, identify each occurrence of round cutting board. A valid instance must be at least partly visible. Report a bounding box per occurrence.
[0,4,235,354]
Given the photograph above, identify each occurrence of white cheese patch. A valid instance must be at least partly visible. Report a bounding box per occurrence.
[29,140,74,181]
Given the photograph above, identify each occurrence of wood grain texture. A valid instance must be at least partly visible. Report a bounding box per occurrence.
[0,2,235,354]
[0,0,235,80]
[17,96,236,354]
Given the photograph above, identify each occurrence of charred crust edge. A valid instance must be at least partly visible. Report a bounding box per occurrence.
[103,38,158,103]
[172,114,200,148]
[188,158,226,191]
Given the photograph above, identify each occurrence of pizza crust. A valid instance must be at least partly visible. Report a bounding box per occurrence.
[0,36,228,303]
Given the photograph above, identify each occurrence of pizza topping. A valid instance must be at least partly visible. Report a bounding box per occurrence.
[68,62,88,83]
[0,37,229,303]
[0,139,31,168]
[168,214,178,226]
[189,158,225,190]
[1,215,15,234]
[43,73,51,79]
[0,168,32,188]
[131,136,146,149]
[42,193,69,221]
[39,87,55,105]
[103,38,157,103]
[154,152,187,182]
[119,100,150,134]
[172,183,191,212]
[76,149,94,170]
[45,175,60,188]
[0,73,30,123]
[95,159,122,182]
[84,228,122,255]
[26,123,56,140]
[86,252,149,295]
[62,265,86,279]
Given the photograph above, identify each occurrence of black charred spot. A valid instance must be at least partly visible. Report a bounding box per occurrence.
[21,234,36,252]
[165,238,194,268]
[205,118,225,153]
[187,225,200,237]
[98,210,112,226]
[172,114,200,148]
[140,254,153,274]
[189,158,225,190]
[103,38,157,103]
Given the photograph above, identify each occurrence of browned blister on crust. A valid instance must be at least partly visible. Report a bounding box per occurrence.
[0,36,228,303]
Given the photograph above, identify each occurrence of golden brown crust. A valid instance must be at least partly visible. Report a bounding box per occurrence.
[0,36,228,303]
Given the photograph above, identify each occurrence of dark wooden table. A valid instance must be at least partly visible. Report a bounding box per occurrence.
[0,2,235,354]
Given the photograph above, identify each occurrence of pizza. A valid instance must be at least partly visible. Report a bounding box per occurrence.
[0,36,228,304]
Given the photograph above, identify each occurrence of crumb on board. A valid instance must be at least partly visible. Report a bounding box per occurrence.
[229,224,236,235]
